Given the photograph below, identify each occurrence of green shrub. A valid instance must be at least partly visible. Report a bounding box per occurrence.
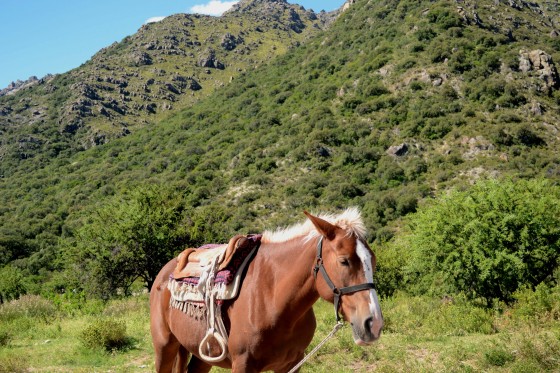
[0,265,26,303]
[0,329,11,347]
[508,329,560,372]
[484,345,515,367]
[383,178,560,303]
[0,295,56,322]
[102,296,149,317]
[511,283,560,320]
[0,355,29,373]
[79,318,130,351]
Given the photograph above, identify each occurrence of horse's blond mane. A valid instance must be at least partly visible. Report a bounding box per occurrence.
[262,207,366,243]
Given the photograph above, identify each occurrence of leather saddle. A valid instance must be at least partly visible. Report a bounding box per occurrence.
[172,235,248,280]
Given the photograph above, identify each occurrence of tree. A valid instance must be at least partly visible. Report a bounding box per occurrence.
[379,178,560,303]
[69,185,191,298]
[0,265,26,303]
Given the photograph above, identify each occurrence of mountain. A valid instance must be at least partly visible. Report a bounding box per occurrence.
[0,0,330,176]
[2,0,560,279]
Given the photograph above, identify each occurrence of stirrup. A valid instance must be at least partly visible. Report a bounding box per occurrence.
[199,328,228,362]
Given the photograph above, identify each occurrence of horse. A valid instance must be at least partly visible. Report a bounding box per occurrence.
[150,208,383,372]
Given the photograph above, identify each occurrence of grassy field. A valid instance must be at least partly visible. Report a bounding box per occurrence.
[0,288,558,373]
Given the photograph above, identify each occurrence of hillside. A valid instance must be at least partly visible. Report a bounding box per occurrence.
[2,0,560,279]
[0,0,329,176]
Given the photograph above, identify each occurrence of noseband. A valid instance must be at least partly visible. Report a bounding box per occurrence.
[312,236,376,322]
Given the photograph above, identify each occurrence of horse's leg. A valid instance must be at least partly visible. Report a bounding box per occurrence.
[231,355,260,373]
[173,345,190,373]
[153,337,181,373]
[186,355,212,373]
[275,352,305,373]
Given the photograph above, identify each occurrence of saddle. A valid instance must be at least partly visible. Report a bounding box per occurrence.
[168,234,261,305]
[173,234,247,279]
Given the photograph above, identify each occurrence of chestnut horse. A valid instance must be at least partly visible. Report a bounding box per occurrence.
[150,208,383,372]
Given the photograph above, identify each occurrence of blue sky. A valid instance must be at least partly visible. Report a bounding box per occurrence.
[0,0,345,89]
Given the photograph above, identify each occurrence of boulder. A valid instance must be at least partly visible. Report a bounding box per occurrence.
[131,51,153,66]
[198,49,225,70]
[387,143,409,157]
[221,33,243,51]
[519,49,559,88]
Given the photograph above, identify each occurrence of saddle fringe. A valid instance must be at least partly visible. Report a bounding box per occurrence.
[169,298,206,319]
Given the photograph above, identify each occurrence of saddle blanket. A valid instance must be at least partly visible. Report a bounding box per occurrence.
[168,234,261,305]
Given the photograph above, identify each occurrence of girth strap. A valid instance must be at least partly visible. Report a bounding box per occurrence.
[313,236,375,322]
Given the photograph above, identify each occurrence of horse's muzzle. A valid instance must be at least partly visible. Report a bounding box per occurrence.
[351,315,383,345]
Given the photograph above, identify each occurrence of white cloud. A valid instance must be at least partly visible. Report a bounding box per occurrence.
[190,0,238,16]
[145,16,167,24]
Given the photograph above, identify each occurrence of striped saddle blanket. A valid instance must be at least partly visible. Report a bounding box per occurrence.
[168,234,261,312]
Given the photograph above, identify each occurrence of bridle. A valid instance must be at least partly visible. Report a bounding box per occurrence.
[312,236,376,322]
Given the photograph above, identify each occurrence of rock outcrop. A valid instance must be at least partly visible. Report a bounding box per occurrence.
[519,49,559,89]
[0,75,55,97]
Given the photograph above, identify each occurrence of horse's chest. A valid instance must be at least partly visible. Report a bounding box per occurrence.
[228,311,317,366]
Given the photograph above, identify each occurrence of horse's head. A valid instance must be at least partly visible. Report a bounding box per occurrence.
[305,210,383,345]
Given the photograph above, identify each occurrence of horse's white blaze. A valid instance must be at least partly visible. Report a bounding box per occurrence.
[356,241,383,322]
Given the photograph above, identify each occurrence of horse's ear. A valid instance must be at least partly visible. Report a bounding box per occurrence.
[304,211,337,240]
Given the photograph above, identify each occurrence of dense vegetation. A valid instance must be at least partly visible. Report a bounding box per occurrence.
[1,2,560,370]
[2,0,560,299]
[376,178,560,303]
[0,0,327,177]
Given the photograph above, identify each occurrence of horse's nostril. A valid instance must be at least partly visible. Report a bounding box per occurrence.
[364,317,373,332]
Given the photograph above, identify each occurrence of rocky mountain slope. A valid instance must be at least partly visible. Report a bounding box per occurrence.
[2,0,560,277]
[0,0,330,175]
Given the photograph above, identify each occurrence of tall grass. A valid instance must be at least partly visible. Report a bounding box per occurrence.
[0,284,558,372]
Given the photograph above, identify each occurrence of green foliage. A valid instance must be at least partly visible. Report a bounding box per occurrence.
[0,295,56,322]
[506,328,560,372]
[382,292,494,336]
[383,178,560,303]
[0,330,10,347]
[0,292,558,372]
[67,184,191,298]
[2,0,560,302]
[0,355,29,373]
[511,282,560,320]
[484,344,515,367]
[0,265,26,303]
[79,318,130,351]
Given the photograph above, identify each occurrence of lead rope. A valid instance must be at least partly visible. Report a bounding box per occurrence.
[286,321,344,373]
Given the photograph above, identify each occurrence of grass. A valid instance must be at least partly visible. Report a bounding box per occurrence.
[0,290,558,372]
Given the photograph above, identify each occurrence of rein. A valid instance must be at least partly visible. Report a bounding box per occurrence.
[312,236,376,322]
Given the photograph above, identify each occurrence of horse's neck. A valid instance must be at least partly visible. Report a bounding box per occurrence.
[255,238,320,319]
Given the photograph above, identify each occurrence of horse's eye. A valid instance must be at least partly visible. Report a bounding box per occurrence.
[339,258,350,267]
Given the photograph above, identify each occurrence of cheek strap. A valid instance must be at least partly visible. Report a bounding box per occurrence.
[312,236,376,322]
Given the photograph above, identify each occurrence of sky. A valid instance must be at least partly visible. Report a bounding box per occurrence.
[0,0,345,89]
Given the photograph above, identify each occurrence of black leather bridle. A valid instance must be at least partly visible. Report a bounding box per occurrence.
[312,236,376,322]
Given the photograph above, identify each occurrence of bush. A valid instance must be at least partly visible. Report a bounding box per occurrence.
[0,330,11,347]
[0,265,26,303]
[0,295,56,322]
[382,178,560,303]
[508,328,560,372]
[79,318,130,351]
[511,283,560,320]
[485,344,515,367]
[102,296,150,317]
[0,355,29,373]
